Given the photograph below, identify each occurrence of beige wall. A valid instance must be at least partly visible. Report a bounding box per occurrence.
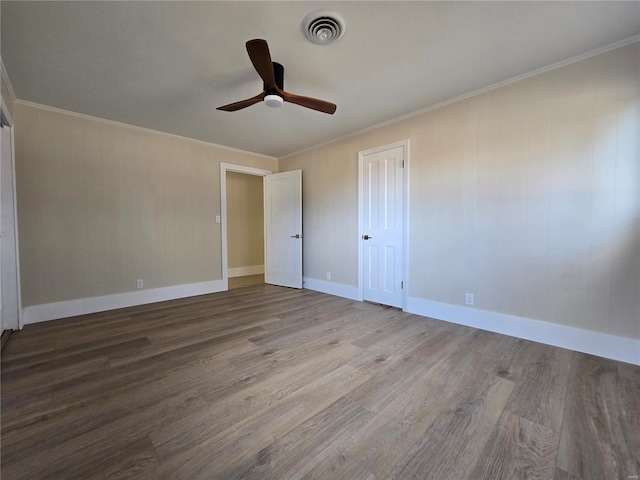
[10,43,640,340]
[280,43,640,340]
[14,103,277,306]
[226,171,264,270]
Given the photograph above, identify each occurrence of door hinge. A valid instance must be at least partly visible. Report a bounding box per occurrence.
[401,281,404,289]
[401,160,404,168]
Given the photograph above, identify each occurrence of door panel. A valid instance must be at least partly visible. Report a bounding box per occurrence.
[362,146,404,307]
[264,170,302,288]
[1,123,19,331]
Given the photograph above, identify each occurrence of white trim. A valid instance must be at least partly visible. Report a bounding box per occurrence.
[357,152,364,303]
[11,125,22,329]
[280,35,640,160]
[1,98,22,331]
[302,277,360,301]
[1,57,17,103]
[406,297,640,366]
[358,140,409,309]
[23,280,227,325]
[228,265,264,278]
[220,162,272,284]
[221,162,273,177]
[13,100,277,161]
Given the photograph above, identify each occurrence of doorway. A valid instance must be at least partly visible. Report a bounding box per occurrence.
[220,163,272,290]
[358,141,408,309]
[226,170,265,289]
[220,163,303,291]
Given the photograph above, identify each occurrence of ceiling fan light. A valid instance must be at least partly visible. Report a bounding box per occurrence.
[264,94,284,108]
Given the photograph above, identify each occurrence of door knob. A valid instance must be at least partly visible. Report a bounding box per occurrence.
[290,234,302,238]
[362,235,372,240]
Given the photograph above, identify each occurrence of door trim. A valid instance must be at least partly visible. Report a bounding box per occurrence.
[1,97,23,330]
[220,163,272,288]
[357,139,410,310]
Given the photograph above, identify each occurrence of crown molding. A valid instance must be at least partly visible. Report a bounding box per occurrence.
[279,34,640,160]
[13,99,278,161]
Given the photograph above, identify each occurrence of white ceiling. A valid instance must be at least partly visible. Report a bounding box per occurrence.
[2,1,639,158]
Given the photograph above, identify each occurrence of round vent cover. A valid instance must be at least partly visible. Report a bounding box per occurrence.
[302,10,346,45]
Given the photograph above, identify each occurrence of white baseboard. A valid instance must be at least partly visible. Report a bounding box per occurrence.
[302,277,361,301]
[23,279,228,325]
[228,265,264,278]
[21,279,639,365]
[406,296,640,366]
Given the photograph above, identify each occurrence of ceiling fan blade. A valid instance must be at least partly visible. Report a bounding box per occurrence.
[246,39,276,90]
[217,92,265,112]
[278,89,337,115]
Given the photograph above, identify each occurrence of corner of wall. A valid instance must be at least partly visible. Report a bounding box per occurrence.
[1,57,17,121]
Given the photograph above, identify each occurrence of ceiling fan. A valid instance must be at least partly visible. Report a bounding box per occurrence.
[217,39,337,115]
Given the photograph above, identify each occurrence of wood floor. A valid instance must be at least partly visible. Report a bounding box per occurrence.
[1,284,638,480]
[228,274,264,290]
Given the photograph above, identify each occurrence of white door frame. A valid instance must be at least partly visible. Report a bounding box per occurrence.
[0,97,23,329]
[357,139,410,310]
[220,162,272,288]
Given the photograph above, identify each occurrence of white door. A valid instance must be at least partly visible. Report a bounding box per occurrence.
[0,120,20,330]
[264,170,302,288]
[1,121,20,331]
[361,145,405,308]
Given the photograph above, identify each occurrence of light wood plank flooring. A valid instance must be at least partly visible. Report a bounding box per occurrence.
[1,284,638,479]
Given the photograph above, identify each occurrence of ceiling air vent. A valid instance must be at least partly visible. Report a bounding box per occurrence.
[302,10,346,45]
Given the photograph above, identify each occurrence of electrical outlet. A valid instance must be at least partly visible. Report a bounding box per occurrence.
[326,272,331,280]
[465,293,474,306]
[137,279,144,289]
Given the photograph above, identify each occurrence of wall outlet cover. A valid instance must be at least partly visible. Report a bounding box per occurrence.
[465,293,474,305]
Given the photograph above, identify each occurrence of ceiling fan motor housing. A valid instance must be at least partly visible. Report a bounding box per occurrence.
[264,62,285,107]
[267,62,285,92]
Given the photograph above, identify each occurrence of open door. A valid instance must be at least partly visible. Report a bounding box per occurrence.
[264,170,302,288]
